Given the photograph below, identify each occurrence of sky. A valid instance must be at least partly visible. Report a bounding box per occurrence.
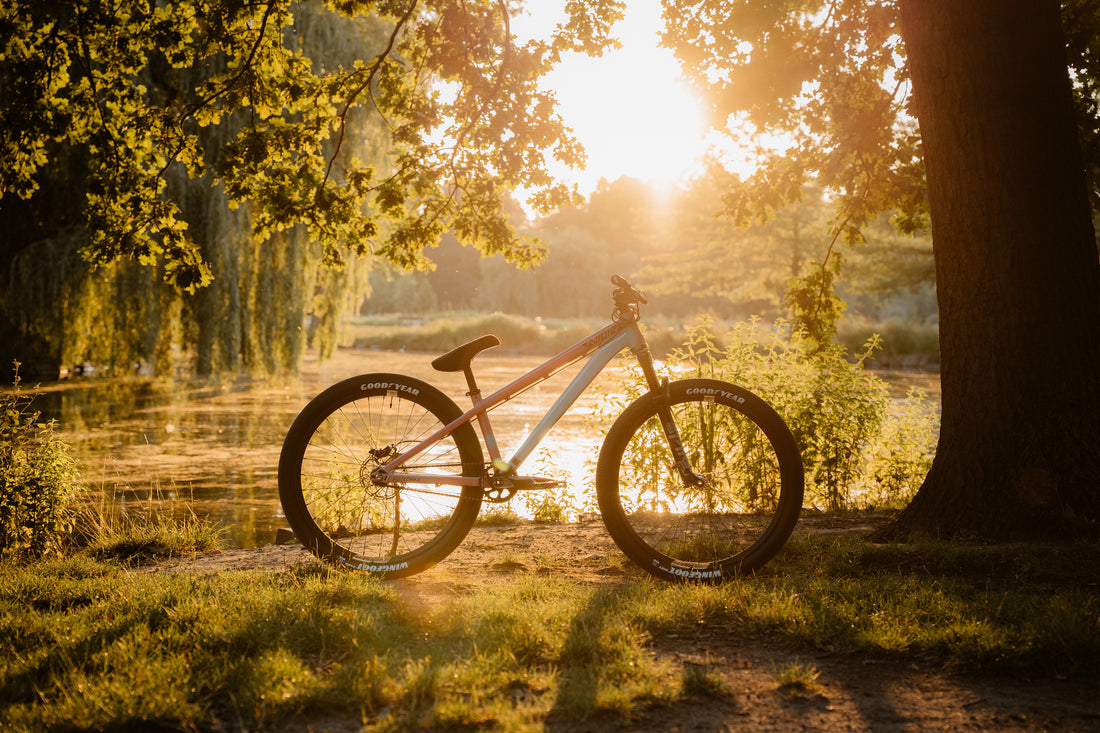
[510,1,713,197]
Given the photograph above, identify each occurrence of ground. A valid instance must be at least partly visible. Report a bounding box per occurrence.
[136,516,1100,732]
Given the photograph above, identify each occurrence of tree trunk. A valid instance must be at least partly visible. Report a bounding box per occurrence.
[885,0,1100,539]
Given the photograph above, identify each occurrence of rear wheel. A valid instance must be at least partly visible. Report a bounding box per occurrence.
[278,373,483,578]
[596,378,803,581]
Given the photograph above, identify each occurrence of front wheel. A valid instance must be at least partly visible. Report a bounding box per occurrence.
[278,373,484,578]
[596,379,804,581]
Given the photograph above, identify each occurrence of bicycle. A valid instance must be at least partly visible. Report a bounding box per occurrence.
[278,276,804,581]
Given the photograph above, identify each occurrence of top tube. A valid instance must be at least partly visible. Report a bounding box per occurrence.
[476,320,630,412]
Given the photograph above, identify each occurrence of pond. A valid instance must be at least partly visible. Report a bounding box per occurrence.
[38,348,940,549]
[43,348,624,548]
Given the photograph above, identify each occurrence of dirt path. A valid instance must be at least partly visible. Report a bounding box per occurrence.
[140,519,1100,732]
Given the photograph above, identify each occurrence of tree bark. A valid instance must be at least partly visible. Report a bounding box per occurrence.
[885,0,1100,539]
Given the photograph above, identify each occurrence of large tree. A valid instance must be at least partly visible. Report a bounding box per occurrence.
[663,0,1100,538]
[889,0,1100,537]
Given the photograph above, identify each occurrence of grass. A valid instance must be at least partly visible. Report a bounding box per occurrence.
[74,502,223,562]
[345,312,600,355]
[681,659,733,699]
[634,535,1100,670]
[343,311,939,365]
[2,530,1100,731]
[838,318,940,366]
[774,660,821,697]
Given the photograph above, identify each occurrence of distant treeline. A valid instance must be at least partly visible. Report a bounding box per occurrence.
[364,177,938,327]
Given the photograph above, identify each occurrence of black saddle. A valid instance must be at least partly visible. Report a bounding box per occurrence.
[431,334,500,373]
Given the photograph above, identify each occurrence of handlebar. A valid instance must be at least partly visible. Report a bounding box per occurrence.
[611,275,647,304]
[611,275,647,322]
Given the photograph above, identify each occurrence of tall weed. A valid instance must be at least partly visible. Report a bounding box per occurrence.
[520,448,593,522]
[855,388,939,507]
[76,497,223,561]
[0,364,82,559]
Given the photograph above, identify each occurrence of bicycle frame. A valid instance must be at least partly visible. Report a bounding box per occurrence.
[370,317,655,488]
[280,274,803,581]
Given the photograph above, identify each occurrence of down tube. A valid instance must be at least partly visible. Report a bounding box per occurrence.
[507,328,642,470]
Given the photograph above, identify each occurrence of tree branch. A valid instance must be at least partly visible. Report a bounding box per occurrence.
[319,0,420,201]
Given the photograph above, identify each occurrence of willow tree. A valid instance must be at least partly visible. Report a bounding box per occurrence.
[0,0,623,375]
[0,5,388,376]
[662,0,1100,538]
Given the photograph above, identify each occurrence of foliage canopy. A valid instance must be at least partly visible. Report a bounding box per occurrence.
[657,0,1100,346]
[662,0,1100,232]
[0,0,624,292]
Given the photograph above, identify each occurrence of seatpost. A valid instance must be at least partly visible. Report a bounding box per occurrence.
[461,366,481,401]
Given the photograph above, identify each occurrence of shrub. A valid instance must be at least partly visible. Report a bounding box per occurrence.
[0,364,82,559]
[607,318,938,511]
[855,388,939,507]
[672,319,895,510]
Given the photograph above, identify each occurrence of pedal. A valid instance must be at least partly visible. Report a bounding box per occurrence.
[275,527,298,546]
[506,475,563,491]
[483,474,563,501]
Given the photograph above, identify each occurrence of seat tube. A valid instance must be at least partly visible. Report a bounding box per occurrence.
[463,373,503,464]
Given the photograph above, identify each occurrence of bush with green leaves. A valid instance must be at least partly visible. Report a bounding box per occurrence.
[612,319,938,511]
[0,367,82,559]
[854,388,940,508]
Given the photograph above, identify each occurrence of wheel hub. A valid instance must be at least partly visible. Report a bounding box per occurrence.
[361,444,399,501]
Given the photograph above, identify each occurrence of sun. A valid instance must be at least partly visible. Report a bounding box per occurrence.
[546,46,708,190]
[512,1,710,195]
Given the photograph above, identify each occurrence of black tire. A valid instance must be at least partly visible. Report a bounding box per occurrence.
[278,373,484,579]
[596,378,804,581]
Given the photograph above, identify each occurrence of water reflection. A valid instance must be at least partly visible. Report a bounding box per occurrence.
[45,349,620,548]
